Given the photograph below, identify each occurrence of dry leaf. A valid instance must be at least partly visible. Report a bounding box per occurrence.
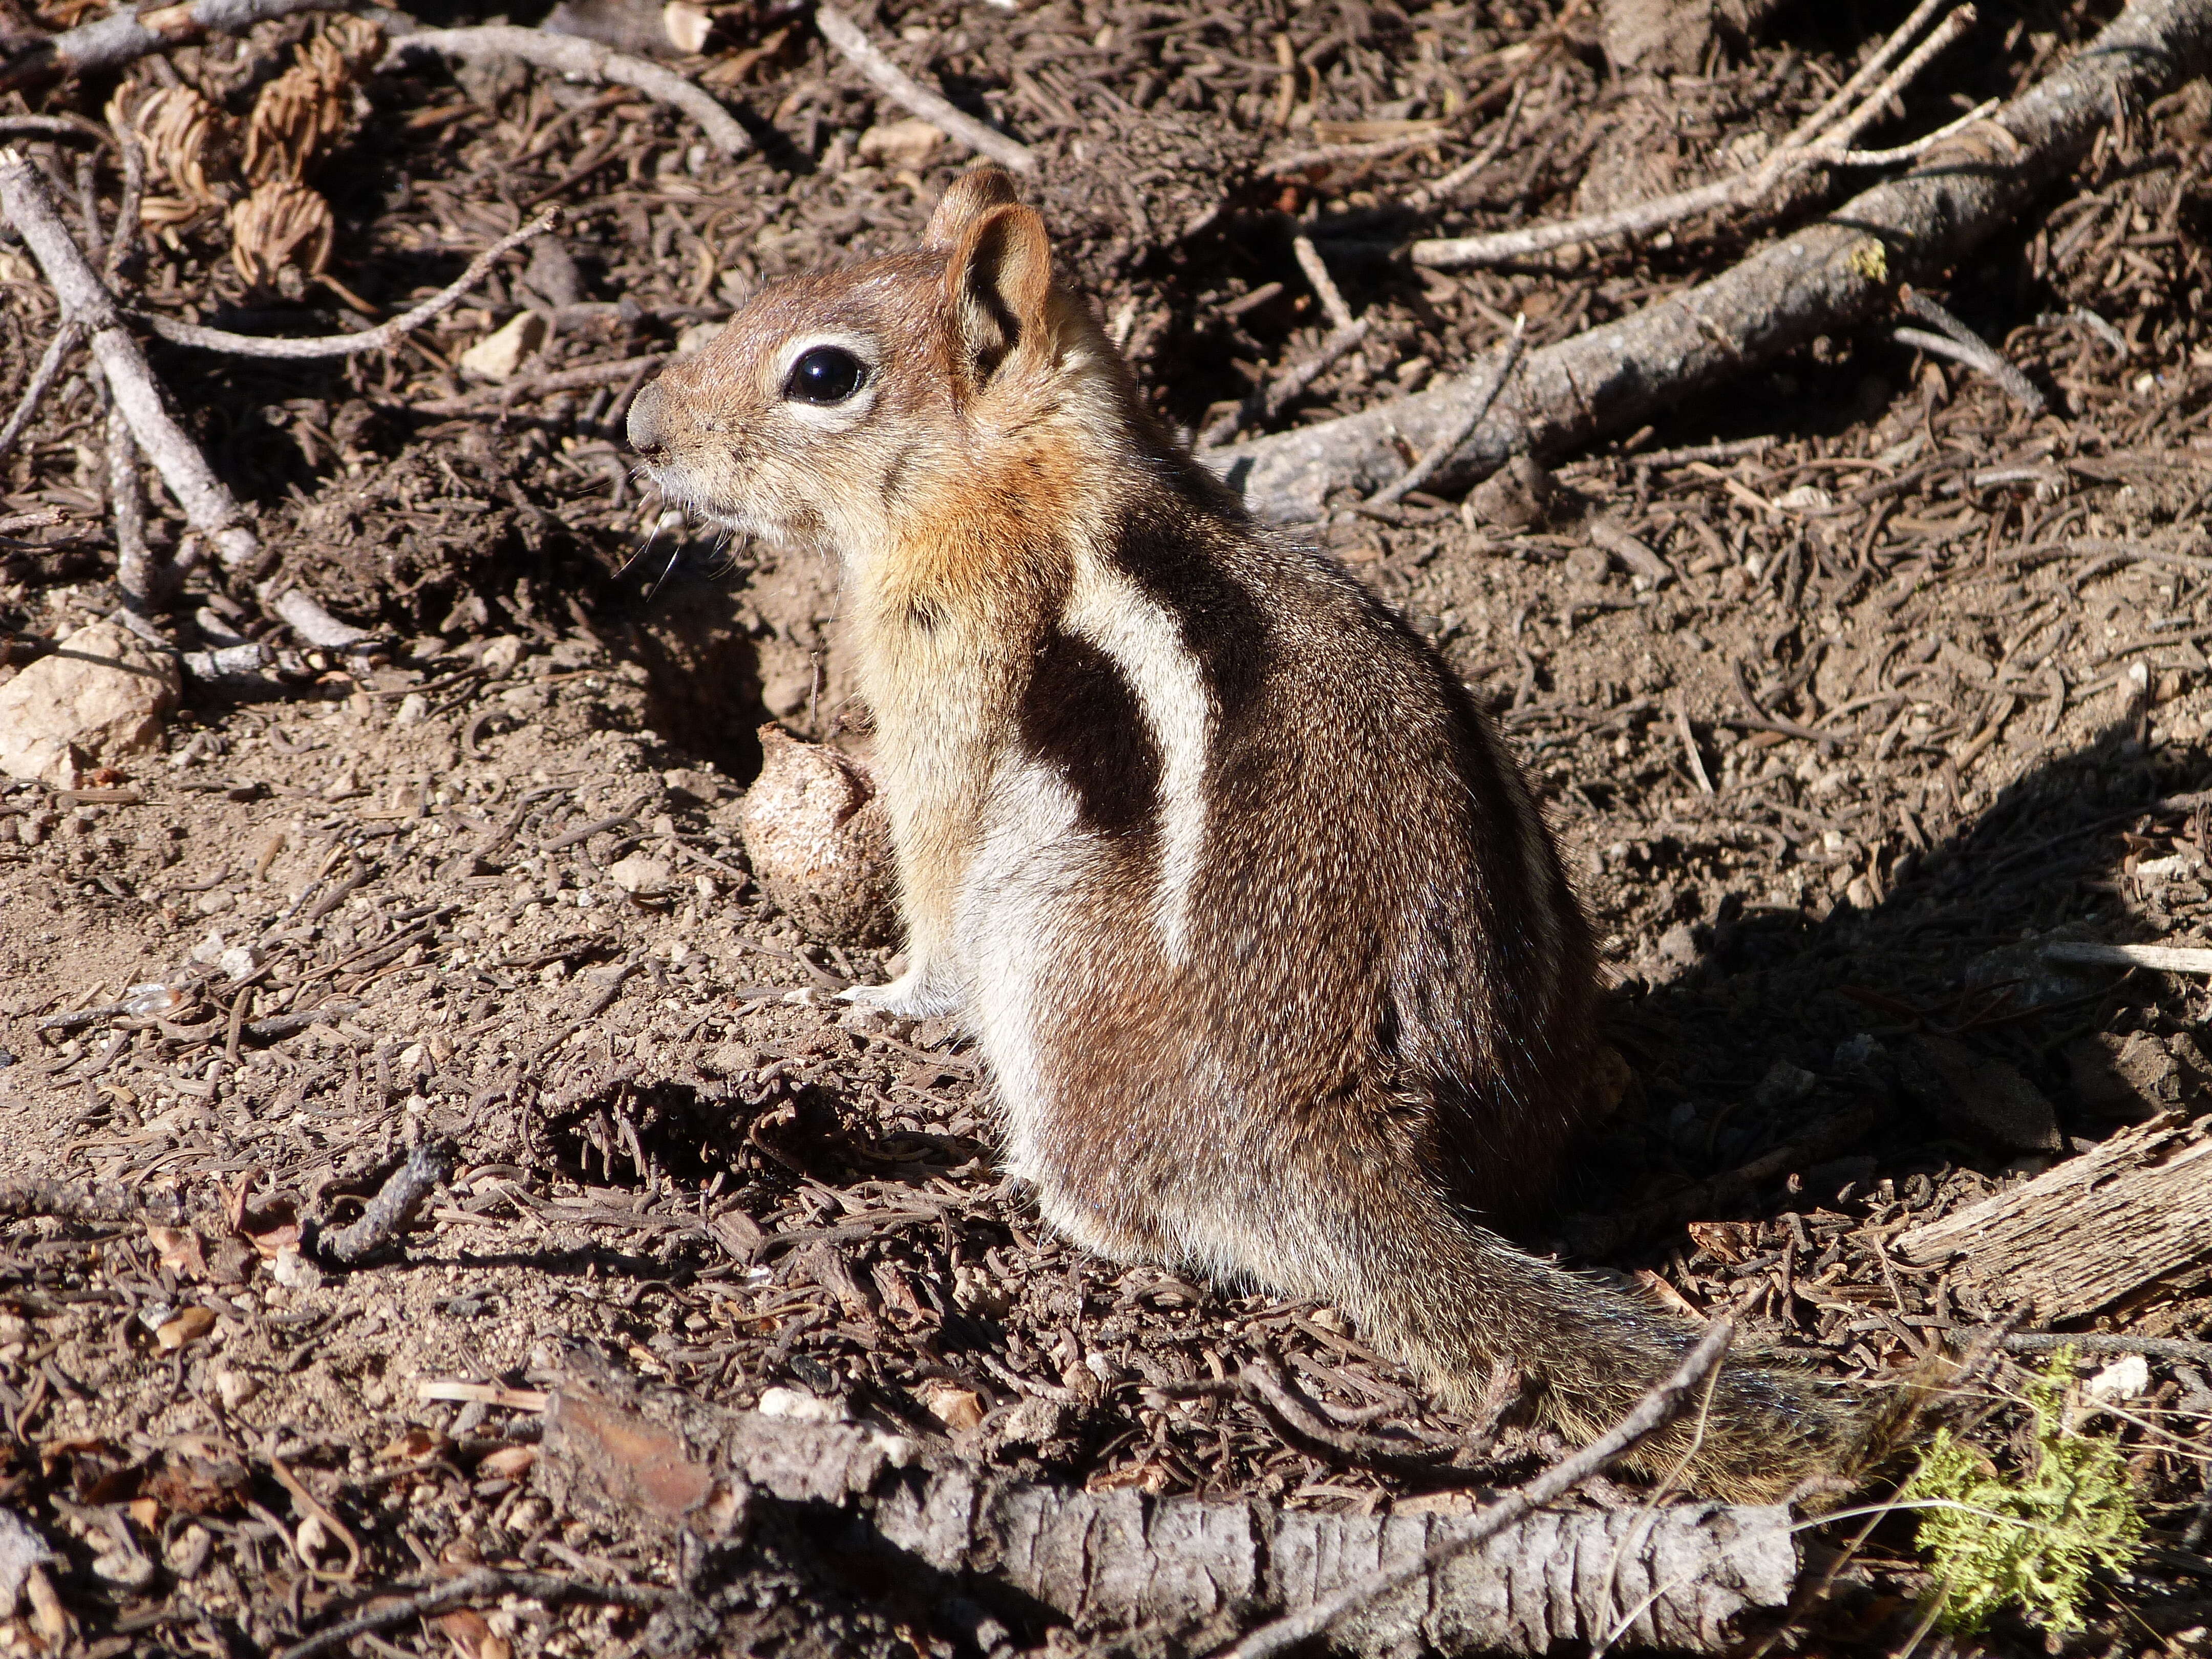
[1686,1220,1756,1265]
[145,1225,206,1279]
[476,1445,538,1480]
[126,1498,159,1531]
[154,1306,217,1351]
[917,1380,984,1432]
[435,1608,510,1659]
[222,1169,304,1260]
[376,1427,451,1465]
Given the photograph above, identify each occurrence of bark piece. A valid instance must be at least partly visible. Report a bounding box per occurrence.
[0,620,180,788]
[534,1381,1795,1654]
[1209,0,2212,523]
[1894,1115,2212,1320]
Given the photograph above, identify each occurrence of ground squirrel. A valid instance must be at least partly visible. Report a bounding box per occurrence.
[628,167,1860,1500]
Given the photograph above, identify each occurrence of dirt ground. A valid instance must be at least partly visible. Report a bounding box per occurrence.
[2,0,2211,1653]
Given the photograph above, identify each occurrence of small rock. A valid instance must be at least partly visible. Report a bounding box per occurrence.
[91,1546,156,1589]
[458,311,547,384]
[1898,1033,2062,1153]
[608,853,672,897]
[216,944,261,983]
[1563,544,1611,586]
[0,1508,54,1620]
[188,931,229,966]
[1465,454,1556,531]
[737,726,898,946]
[394,692,429,726]
[477,635,526,678]
[1753,1060,1818,1111]
[1655,923,1698,967]
[2065,1030,2179,1121]
[918,1379,985,1433]
[856,117,944,169]
[0,621,181,789]
[2085,1353,2150,1403]
[270,1247,324,1291]
[214,1367,260,1410]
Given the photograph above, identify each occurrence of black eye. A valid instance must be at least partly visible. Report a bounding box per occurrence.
[784,345,866,405]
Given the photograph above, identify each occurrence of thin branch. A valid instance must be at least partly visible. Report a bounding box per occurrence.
[406,351,672,416]
[0,147,369,649]
[273,1568,692,1659]
[311,1140,456,1267]
[1410,7,1980,271]
[380,26,751,157]
[1780,0,1951,147]
[1197,319,1368,450]
[1366,315,1525,507]
[1405,80,1528,210]
[1896,289,2046,412]
[139,212,558,359]
[0,0,349,93]
[108,403,165,612]
[1812,5,1982,152]
[1290,235,1354,332]
[0,320,82,467]
[816,4,1034,175]
[1214,1321,1738,1659]
[1261,123,1452,179]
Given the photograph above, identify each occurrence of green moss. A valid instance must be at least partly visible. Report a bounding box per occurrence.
[1901,1349,2144,1634]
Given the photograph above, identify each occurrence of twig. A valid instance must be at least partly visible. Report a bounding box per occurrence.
[380,26,751,158]
[273,1567,694,1659]
[0,0,350,92]
[815,5,1033,174]
[1945,1329,2212,1365]
[310,1139,456,1267]
[1673,694,1715,796]
[137,213,558,360]
[2045,940,2212,975]
[0,1179,188,1224]
[1894,291,2046,413]
[1778,0,1951,149]
[104,117,142,288]
[1213,1321,1737,1659]
[108,403,163,612]
[0,148,368,649]
[1409,8,1982,271]
[1365,316,1524,507]
[1404,81,1528,209]
[1261,123,1452,179]
[1197,319,1369,450]
[0,320,82,469]
[1290,235,1354,332]
[405,352,672,416]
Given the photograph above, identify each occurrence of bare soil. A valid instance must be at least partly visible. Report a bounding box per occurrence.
[2,0,2211,1654]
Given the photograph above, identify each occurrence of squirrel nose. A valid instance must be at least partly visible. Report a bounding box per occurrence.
[627,379,670,461]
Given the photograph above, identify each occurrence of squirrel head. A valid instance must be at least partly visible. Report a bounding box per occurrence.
[629,167,1126,572]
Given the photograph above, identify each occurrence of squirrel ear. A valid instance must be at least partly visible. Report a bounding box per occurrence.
[942,200,1053,383]
[925,166,1023,248]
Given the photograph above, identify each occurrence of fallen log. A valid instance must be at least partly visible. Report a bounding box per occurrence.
[1207,0,2212,524]
[1894,1114,2212,1322]
[528,1365,1799,1655]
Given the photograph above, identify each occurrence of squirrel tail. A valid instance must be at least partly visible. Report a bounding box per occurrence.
[1315,1198,1868,1504]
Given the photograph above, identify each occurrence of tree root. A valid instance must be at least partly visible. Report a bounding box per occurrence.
[1210,0,2212,524]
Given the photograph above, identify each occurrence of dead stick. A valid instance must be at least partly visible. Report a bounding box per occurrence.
[380,26,750,157]
[0,147,368,648]
[0,0,349,92]
[1215,0,2212,523]
[311,1139,457,1267]
[1215,1320,1738,1659]
[816,4,1034,174]
[273,1568,692,1659]
[137,212,557,359]
[108,403,163,612]
[1366,316,1525,508]
[1409,12,1986,272]
[0,320,82,467]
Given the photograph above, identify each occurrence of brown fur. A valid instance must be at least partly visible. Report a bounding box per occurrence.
[628,167,1862,1500]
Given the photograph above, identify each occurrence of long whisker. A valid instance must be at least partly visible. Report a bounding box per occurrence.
[644,533,688,603]
[616,515,663,582]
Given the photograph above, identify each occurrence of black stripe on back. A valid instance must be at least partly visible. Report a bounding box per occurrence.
[1018,627,1162,838]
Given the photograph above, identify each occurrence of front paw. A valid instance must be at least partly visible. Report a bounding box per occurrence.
[839,968,961,1021]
